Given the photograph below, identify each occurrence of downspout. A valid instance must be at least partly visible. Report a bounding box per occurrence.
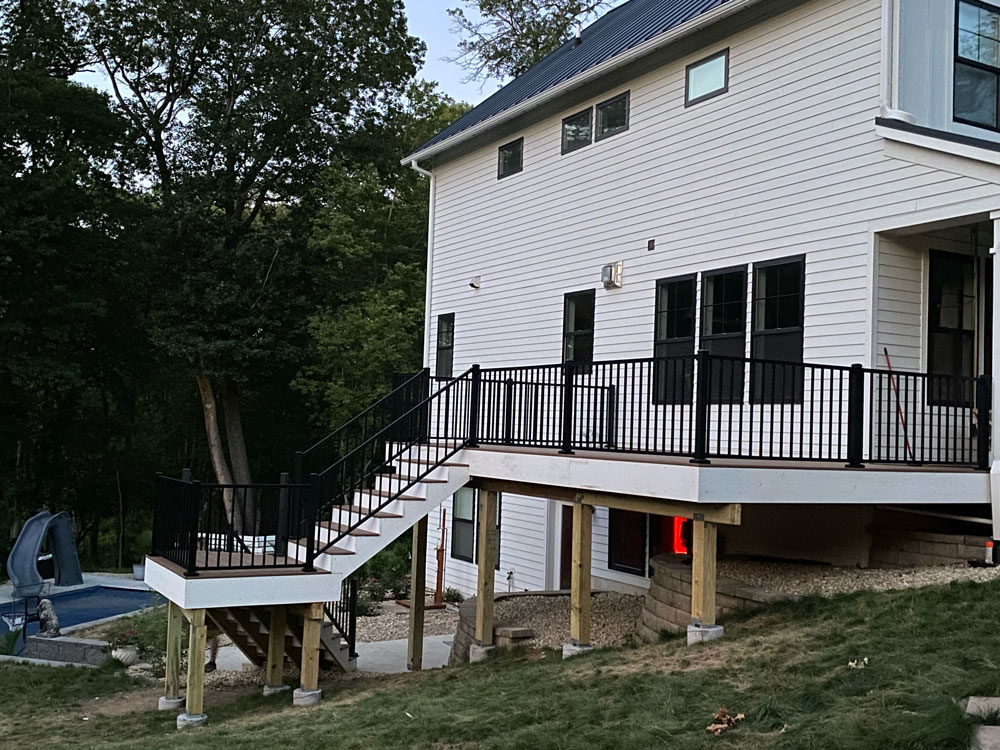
[880,0,916,124]
[410,159,435,369]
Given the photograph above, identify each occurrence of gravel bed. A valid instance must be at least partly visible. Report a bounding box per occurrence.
[493,592,641,649]
[356,604,459,643]
[718,559,1000,597]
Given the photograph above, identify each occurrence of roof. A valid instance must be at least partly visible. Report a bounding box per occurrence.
[409,0,733,160]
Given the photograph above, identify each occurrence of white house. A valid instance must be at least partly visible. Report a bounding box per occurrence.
[143,0,1000,725]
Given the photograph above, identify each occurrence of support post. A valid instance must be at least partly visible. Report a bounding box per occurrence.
[689,520,720,644]
[177,608,207,728]
[159,600,185,711]
[293,603,323,706]
[847,363,865,468]
[474,489,498,646]
[691,350,711,464]
[990,211,1000,543]
[264,605,289,695]
[468,364,482,447]
[560,364,576,454]
[408,516,428,671]
[569,500,592,647]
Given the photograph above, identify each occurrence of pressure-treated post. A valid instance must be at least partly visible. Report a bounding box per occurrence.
[569,501,592,647]
[158,600,185,711]
[690,520,718,626]
[846,363,866,468]
[177,608,207,728]
[691,350,711,464]
[474,489,499,646]
[263,605,289,696]
[293,603,323,706]
[467,365,482,447]
[560,363,576,454]
[408,516,429,670]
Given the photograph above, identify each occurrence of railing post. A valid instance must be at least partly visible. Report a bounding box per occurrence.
[303,473,320,572]
[503,378,515,445]
[606,385,618,449]
[419,367,431,442]
[185,480,201,577]
[293,451,304,485]
[468,365,482,447]
[978,373,992,471]
[560,363,576,455]
[691,350,711,464]
[847,363,865,468]
[348,576,358,657]
[277,472,290,553]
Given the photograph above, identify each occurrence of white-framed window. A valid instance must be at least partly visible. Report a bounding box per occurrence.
[685,49,729,107]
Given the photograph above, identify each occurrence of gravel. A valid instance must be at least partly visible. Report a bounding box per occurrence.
[493,592,642,649]
[718,559,1000,597]
[356,603,459,643]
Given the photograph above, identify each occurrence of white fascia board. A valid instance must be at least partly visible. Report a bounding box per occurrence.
[876,122,1000,170]
[403,0,769,167]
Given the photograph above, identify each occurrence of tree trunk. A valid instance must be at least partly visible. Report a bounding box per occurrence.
[196,375,238,535]
[221,378,257,536]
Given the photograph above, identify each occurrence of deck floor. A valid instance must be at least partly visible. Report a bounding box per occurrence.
[149,554,330,580]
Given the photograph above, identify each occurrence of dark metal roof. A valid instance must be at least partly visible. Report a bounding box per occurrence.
[410,0,731,158]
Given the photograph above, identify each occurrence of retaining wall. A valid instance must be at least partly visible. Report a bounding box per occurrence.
[25,635,110,666]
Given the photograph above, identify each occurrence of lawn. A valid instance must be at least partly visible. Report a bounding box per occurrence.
[4,579,1000,749]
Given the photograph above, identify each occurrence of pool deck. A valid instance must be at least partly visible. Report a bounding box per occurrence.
[0,572,151,606]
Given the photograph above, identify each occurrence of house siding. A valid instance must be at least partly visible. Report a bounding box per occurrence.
[424,0,1000,590]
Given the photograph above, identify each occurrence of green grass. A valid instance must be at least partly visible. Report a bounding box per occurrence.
[5,580,1000,749]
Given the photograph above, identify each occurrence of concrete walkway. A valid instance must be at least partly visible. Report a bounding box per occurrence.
[215,634,453,675]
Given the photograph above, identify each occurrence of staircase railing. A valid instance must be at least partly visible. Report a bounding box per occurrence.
[310,367,477,558]
[324,576,358,658]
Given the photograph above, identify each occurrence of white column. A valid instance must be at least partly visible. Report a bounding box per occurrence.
[989,211,1000,540]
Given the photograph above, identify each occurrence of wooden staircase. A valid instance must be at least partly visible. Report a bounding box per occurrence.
[207,605,355,674]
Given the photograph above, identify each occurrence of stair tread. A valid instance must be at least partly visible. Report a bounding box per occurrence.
[394,458,469,467]
[338,505,404,519]
[316,521,380,537]
[293,539,355,555]
[375,474,449,485]
[355,489,424,501]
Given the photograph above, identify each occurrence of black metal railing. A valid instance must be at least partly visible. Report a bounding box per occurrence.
[324,576,358,658]
[151,476,310,575]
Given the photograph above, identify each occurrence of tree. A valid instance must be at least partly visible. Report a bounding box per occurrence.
[83,0,425,526]
[447,0,612,81]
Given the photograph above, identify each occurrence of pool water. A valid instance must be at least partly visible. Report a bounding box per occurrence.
[1,586,164,637]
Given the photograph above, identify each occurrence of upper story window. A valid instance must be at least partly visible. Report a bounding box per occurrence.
[562,108,593,154]
[563,290,595,363]
[436,313,454,378]
[685,49,729,107]
[596,92,630,141]
[956,1,1000,129]
[497,138,523,179]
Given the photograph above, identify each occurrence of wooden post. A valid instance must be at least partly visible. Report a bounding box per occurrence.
[160,600,184,709]
[265,605,287,689]
[569,501,592,645]
[408,516,428,670]
[474,489,498,646]
[184,609,207,719]
[299,606,322,693]
[691,520,718,625]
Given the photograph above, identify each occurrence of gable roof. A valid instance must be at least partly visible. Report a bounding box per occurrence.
[408,0,733,161]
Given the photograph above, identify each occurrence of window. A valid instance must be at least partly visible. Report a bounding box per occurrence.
[498,138,523,179]
[928,251,975,406]
[436,313,454,378]
[700,267,747,402]
[956,1,1000,129]
[563,290,595,363]
[596,92,629,141]
[685,49,729,107]
[561,108,592,154]
[608,509,647,575]
[451,487,475,562]
[653,275,696,404]
[451,488,501,568]
[751,257,804,404]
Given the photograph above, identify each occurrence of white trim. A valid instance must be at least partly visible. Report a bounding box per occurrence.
[875,123,1000,168]
[403,0,772,164]
[410,160,436,368]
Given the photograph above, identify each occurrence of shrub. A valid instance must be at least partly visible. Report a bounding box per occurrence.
[443,587,464,604]
[0,629,21,656]
[356,592,380,617]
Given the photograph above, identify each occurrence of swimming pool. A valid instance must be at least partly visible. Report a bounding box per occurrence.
[1,586,164,637]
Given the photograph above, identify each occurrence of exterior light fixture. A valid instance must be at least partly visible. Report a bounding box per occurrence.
[601,261,623,289]
[469,275,482,289]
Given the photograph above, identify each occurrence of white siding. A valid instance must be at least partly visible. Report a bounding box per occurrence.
[424,0,1000,590]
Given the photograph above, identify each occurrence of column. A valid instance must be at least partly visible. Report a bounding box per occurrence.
[568,501,592,652]
[263,605,289,696]
[177,608,207,728]
[158,600,185,711]
[408,516,428,671]
[474,489,498,647]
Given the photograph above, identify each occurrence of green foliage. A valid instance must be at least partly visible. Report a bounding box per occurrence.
[447,0,613,80]
[443,587,465,604]
[355,591,381,617]
[0,629,22,656]
[104,607,169,676]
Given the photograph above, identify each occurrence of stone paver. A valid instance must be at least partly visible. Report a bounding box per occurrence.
[973,726,1000,750]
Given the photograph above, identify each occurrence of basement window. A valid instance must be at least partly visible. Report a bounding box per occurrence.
[497,138,523,179]
[685,49,729,107]
[561,108,593,154]
[596,92,630,141]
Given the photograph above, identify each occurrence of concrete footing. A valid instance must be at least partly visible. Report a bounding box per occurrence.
[158,696,185,711]
[469,644,494,663]
[973,726,1000,750]
[687,624,724,646]
[263,684,291,697]
[292,687,322,707]
[562,642,594,659]
[176,712,207,729]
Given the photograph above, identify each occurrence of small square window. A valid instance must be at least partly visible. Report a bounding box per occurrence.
[497,138,523,179]
[685,49,729,107]
[596,92,629,141]
[561,108,592,154]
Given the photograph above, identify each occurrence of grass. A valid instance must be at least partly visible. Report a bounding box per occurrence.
[5,579,1000,749]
